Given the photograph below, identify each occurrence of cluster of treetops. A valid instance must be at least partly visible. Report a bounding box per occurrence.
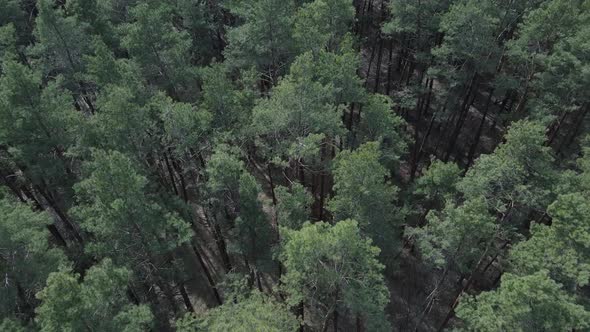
[0,0,589,331]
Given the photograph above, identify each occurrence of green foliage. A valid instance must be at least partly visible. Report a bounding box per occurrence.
[293,0,355,52]
[87,83,157,156]
[408,197,497,273]
[30,0,90,88]
[383,0,452,60]
[0,198,66,320]
[510,193,590,288]
[0,59,81,190]
[0,0,26,49]
[458,120,556,213]
[72,150,192,265]
[224,0,297,81]
[456,271,590,332]
[276,183,313,230]
[252,55,345,161]
[507,0,589,119]
[177,291,298,332]
[357,94,407,167]
[329,142,400,250]
[159,94,212,156]
[206,145,246,200]
[199,64,257,133]
[174,0,224,64]
[0,318,27,332]
[281,220,390,331]
[0,24,17,62]
[121,2,196,98]
[289,46,365,106]
[36,259,154,332]
[414,160,461,204]
[66,0,117,47]
[83,38,127,88]
[433,0,501,76]
[4,0,590,330]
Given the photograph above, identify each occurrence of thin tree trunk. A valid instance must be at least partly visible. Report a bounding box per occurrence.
[213,222,232,272]
[547,111,569,146]
[299,302,305,332]
[163,152,179,196]
[333,307,339,332]
[410,78,433,181]
[191,244,223,305]
[385,39,394,96]
[436,241,493,332]
[465,88,494,170]
[356,314,363,332]
[36,186,83,244]
[373,37,384,93]
[319,173,325,221]
[171,154,189,202]
[268,165,277,205]
[179,282,195,312]
[8,181,68,247]
[444,74,478,162]
[365,36,379,87]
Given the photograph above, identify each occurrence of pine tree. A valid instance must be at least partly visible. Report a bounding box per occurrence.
[458,120,556,214]
[199,64,257,134]
[408,197,497,275]
[233,172,274,271]
[456,271,590,331]
[275,183,313,230]
[356,94,407,168]
[223,0,297,84]
[36,259,154,332]
[176,291,298,332]
[71,149,193,318]
[121,2,196,100]
[281,219,390,331]
[293,0,355,52]
[329,142,401,252]
[0,198,66,323]
[0,59,83,243]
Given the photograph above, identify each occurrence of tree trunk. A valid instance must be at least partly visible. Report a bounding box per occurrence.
[36,185,83,244]
[333,307,339,332]
[299,302,305,332]
[436,240,493,332]
[5,180,69,247]
[547,111,569,147]
[365,35,379,87]
[213,222,232,272]
[179,282,195,312]
[465,88,494,170]
[267,165,277,206]
[163,152,179,196]
[373,36,384,93]
[385,39,394,96]
[410,78,434,181]
[319,173,325,221]
[171,154,189,202]
[444,74,478,162]
[191,244,223,305]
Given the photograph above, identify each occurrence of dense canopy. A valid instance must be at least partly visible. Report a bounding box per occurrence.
[1,0,589,331]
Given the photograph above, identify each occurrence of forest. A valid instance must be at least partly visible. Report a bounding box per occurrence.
[1,0,589,331]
